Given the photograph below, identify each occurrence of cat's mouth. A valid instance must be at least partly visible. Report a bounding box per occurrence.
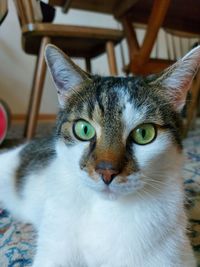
[98,178,145,200]
[105,175,144,193]
[82,170,145,198]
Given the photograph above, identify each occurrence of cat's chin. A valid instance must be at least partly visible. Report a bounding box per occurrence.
[81,172,145,199]
[99,186,120,200]
[98,182,144,201]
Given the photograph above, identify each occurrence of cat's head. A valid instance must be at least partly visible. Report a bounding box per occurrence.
[45,45,200,199]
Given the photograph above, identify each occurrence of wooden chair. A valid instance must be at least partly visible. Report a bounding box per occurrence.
[14,0,123,139]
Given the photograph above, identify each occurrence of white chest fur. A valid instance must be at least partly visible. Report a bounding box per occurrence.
[75,185,188,267]
[41,165,194,267]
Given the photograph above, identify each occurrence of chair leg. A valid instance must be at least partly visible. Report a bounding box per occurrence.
[106,41,118,75]
[85,58,92,73]
[24,36,50,140]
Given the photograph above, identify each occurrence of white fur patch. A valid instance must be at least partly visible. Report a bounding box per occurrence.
[121,96,148,141]
[133,131,171,168]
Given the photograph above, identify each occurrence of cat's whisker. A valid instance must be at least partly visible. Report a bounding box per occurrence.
[141,175,172,193]
[142,177,163,190]
[135,189,146,202]
[142,175,168,183]
[145,182,163,192]
[141,173,170,185]
[143,177,169,187]
[139,187,155,199]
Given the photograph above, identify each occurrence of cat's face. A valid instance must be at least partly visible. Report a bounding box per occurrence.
[55,76,182,198]
[45,45,200,199]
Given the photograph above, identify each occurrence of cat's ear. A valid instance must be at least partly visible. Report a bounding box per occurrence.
[45,44,91,107]
[149,45,200,112]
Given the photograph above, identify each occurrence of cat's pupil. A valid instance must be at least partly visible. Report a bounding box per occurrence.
[84,126,88,135]
[141,129,146,138]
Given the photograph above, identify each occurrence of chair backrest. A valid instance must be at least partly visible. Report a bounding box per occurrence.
[133,23,200,61]
[14,0,43,27]
[164,29,200,60]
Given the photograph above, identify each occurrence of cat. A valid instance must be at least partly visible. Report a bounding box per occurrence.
[0,44,200,267]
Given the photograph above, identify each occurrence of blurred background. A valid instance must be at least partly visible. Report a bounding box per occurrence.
[1,0,199,117]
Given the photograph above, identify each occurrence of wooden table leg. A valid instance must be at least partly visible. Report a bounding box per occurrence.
[137,0,171,66]
[106,41,118,75]
[24,36,50,140]
[121,16,139,62]
[85,58,92,73]
[62,0,72,13]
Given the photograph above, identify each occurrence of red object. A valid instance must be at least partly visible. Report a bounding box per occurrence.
[0,100,10,144]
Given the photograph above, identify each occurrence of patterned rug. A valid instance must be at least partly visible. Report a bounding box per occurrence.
[183,120,200,266]
[0,121,200,266]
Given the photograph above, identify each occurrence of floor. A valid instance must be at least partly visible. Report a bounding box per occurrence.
[1,121,55,148]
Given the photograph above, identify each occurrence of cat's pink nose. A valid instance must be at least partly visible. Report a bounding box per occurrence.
[95,161,120,185]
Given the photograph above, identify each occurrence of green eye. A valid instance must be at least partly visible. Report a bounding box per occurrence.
[132,124,156,145]
[73,120,96,141]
